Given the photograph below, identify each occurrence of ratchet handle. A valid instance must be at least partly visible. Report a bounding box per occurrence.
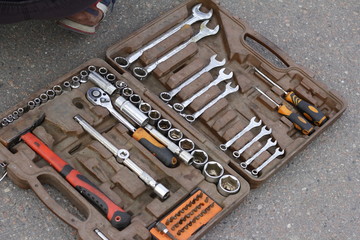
[285,91,327,126]
[21,132,131,230]
[133,128,179,168]
[277,105,315,135]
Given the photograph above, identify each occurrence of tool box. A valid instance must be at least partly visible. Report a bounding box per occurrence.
[0,0,346,240]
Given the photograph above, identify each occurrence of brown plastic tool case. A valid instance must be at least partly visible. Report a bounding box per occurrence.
[0,0,346,240]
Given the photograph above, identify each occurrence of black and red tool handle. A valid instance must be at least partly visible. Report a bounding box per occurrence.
[21,132,131,230]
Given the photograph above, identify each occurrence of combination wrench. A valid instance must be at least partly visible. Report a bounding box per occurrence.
[251,147,285,176]
[233,125,272,158]
[86,87,178,168]
[159,54,226,102]
[133,20,220,80]
[74,115,170,200]
[114,4,213,68]
[172,68,233,112]
[240,138,277,169]
[219,117,262,151]
[183,82,239,123]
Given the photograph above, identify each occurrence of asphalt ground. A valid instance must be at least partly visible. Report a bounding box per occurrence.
[0,0,359,239]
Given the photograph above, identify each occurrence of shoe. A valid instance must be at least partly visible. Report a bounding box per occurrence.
[57,0,115,35]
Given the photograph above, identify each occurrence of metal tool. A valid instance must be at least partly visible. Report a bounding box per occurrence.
[88,65,97,72]
[255,87,314,135]
[106,73,116,82]
[0,162,7,182]
[129,94,142,106]
[115,95,149,127]
[46,89,55,100]
[88,72,117,95]
[115,80,127,90]
[219,117,262,151]
[184,83,239,123]
[148,110,162,125]
[114,4,213,68]
[27,101,36,110]
[70,79,80,89]
[62,81,71,91]
[133,20,220,80]
[94,229,109,240]
[190,149,208,169]
[155,222,177,240]
[40,93,48,103]
[5,113,131,230]
[121,87,133,99]
[17,108,24,117]
[173,68,233,112]
[74,115,170,200]
[178,138,195,152]
[254,67,327,126]
[34,97,41,107]
[157,119,172,135]
[52,85,63,95]
[159,54,226,102]
[240,138,277,169]
[251,147,285,176]
[168,128,183,143]
[233,125,272,158]
[139,102,152,114]
[80,70,89,83]
[217,175,240,196]
[12,111,19,120]
[203,161,224,183]
[87,87,178,168]
[98,67,108,76]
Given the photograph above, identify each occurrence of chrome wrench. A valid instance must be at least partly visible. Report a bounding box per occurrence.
[114,4,213,68]
[159,54,226,102]
[74,115,170,200]
[219,117,262,151]
[240,138,277,169]
[172,68,233,112]
[251,147,285,176]
[233,125,272,158]
[133,20,220,80]
[183,82,239,122]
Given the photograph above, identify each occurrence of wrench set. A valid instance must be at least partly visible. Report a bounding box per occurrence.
[0,1,346,240]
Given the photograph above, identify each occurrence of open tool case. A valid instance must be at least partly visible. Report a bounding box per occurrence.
[0,0,346,240]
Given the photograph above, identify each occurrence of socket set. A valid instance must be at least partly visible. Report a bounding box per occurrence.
[0,0,346,240]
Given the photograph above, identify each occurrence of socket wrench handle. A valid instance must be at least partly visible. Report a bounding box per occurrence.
[21,132,131,230]
[74,115,170,200]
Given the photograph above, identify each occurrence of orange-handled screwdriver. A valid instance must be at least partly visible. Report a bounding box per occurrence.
[254,67,327,126]
[255,87,315,135]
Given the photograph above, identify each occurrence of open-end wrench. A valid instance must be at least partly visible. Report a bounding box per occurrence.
[74,115,170,200]
[114,4,213,68]
[251,147,285,176]
[233,125,272,158]
[160,55,226,102]
[86,87,178,168]
[133,20,220,80]
[219,117,262,151]
[172,68,233,112]
[183,82,239,123]
[240,138,277,169]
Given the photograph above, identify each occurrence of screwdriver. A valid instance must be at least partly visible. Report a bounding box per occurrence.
[255,87,315,135]
[253,67,327,126]
[87,87,179,168]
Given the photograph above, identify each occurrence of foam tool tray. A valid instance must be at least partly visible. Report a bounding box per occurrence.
[106,0,346,188]
[0,58,250,240]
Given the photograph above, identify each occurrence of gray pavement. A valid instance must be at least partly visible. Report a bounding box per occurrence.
[0,0,359,239]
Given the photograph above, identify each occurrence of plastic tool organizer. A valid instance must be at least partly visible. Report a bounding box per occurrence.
[0,0,346,240]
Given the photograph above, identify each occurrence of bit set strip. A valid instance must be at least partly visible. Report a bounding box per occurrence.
[151,190,222,240]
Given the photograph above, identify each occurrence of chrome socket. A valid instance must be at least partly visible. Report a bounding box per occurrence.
[34,98,41,107]
[1,118,8,127]
[88,65,97,72]
[52,85,63,95]
[114,95,149,127]
[217,175,241,196]
[129,94,142,106]
[62,81,71,91]
[40,93,48,103]
[12,111,19,120]
[46,89,55,100]
[157,119,172,135]
[168,128,183,143]
[191,149,208,169]
[27,101,36,110]
[88,72,116,95]
[139,102,151,114]
[121,87,133,99]
[6,115,14,123]
[70,78,81,89]
[115,80,127,90]
[202,161,224,183]
[79,70,89,83]
[106,73,116,82]
[98,67,108,76]
[148,110,161,125]
[17,108,24,117]
[178,138,195,152]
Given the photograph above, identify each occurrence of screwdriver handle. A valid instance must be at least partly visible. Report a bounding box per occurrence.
[133,128,179,168]
[285,91,327,126]
[277,105,315,135]
[21,132,131,230]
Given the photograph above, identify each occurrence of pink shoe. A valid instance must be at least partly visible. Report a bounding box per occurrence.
[57,0,114,35]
